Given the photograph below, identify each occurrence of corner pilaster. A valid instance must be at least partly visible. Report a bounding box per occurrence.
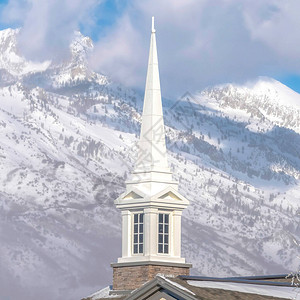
[172,210,182,258]
[144,207,158,257]
[121,210,131,259]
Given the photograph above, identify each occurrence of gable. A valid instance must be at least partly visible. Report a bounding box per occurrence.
[134,287,186,300]
[150,186,190,207]
[158,191,181,201]
[123,191,143,200]
[126,276,196,300]
[145,289,180,300]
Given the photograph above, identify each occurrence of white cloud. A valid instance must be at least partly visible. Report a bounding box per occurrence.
[243,0,300,61]
[2,0,300,96]
[1,0,29,24]
[2,0,100,62]
[90,0,300,97]
[89,15,145,87]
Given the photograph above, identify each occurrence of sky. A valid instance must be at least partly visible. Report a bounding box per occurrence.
[0,0,300,97]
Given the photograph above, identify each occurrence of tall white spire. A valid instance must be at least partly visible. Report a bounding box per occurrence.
[114,17,190,273]
[134,16,170,177]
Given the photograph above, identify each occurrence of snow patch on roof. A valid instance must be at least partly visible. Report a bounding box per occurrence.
[87,286,121,299]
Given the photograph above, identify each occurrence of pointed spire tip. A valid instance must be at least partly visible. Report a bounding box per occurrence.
[151,16,155,33]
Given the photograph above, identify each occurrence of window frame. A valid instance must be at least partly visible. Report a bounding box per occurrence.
[157,212,170,255]
[132,212,144,255]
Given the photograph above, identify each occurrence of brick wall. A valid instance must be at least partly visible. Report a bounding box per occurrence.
[112,264,190,290]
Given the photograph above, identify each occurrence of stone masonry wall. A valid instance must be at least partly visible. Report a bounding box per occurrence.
[113,264,190,290]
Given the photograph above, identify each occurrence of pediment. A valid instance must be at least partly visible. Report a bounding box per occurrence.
[123,191,143,200]
[115,187,148,206]
[152,186,189,206]
[159,191,181,201]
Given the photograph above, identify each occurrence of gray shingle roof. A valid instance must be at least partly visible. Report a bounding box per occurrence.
[84,274,297,300]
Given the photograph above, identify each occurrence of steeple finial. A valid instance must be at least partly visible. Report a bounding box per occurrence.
[152,16,155,33]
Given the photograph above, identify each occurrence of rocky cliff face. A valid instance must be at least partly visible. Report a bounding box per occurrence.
[0,29,299,300]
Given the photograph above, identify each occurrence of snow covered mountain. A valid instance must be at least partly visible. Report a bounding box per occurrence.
[0,28,299,300]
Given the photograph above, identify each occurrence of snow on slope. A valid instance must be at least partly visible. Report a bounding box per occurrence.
[247,77,300,109]
[0,28,299,300]
[199,78,300,133]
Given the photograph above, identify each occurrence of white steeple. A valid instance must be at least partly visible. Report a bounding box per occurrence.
[114,17,189,266]
[134,16,168,173]
[130,16,175,195]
